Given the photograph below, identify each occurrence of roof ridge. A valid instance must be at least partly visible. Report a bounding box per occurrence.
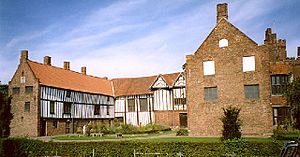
[28,60,110,81]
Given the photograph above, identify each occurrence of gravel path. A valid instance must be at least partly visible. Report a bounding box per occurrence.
[33,133,177,143]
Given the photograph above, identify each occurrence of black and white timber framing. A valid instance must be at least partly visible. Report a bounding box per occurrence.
[40,86,114,119]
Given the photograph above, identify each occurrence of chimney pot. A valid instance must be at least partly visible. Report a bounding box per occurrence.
[81,67,86,75]
[20,50,28,63]
[64,61,70,70]
[44,56,51,65]
[217,3,228,23]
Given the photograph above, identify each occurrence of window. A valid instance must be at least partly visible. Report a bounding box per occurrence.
[94,105,100,115]
[12,87,20,95]
[271,75,288,95]
[243,56,255,72]
[63,102,71,114]
[50,101,55,114]
[203,61,215,76]
[25,86,33,94]
[128,99,135,112]
[53,121,58,128]
[140,98,148,112]
[273,107,290,125]
[24,102,30,112]
[107,106,110,115]
[219,39,228,48]
[244,84,259,99]
[204,87,217,101]
[174,98,186,105]
[66,90,71,98]
[107,97,110,102]
[20,76,26,83]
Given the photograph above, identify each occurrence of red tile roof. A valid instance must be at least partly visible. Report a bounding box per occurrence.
[112,72,181,97]
[28,61,113,96]
[112,75,157,97]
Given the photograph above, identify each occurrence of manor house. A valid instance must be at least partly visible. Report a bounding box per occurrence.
[9,3,300,137]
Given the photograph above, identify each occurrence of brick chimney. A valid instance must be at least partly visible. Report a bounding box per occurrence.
[44,56,51,66]
[217,3,228,23]
[81,67,86,75]
[64,61,70,70]
[20,50,28,63]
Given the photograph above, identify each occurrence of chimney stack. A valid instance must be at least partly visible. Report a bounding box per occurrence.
[44,56,51,66]
[64,61,70,70]
[81,67,86,75]
[217,3,228,23]
[20,50,28,63]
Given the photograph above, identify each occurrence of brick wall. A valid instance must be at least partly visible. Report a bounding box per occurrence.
[9,51,40,137]
[186,19,273,136]
[154,110,186,127]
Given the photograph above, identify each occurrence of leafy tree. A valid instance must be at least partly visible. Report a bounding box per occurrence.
[221,106,242,140]
[284,77,300,129]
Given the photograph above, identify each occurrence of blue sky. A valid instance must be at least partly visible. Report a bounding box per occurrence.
[0,0,299,84]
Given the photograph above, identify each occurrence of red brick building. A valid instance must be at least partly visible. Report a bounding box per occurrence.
[185,3,300,136]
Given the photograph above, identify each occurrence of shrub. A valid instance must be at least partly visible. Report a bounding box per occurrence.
[0,138,283,157]
[221,106,242,140]
[176,129,189,136]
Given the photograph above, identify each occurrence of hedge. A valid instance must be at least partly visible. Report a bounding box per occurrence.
[0,138,283,157]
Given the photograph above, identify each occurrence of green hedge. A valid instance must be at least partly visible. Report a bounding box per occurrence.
[0,138,283,157]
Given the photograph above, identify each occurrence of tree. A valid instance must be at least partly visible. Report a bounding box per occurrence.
[221,106,242,140]
[0,85,13,137]
[284,77,300,129]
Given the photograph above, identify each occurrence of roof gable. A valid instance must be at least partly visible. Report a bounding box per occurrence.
[173,72,185,87]
[195,18,258,55]
[28,61,113,96]
[151,75,168,89]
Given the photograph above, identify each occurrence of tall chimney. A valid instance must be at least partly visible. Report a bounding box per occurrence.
[64,61,70,70]
[217,3,228,23]
[81,67,86,75]
[44,56,51,66]
[298,47,300,58]
[20,50,28,63]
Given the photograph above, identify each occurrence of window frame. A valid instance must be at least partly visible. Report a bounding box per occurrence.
[273,106,290,126]
[271,75,289,96]
[243,56,255,72]
[127,99,135,112]
[94,105,100,115]
[139,98,148,112]
[25,86,33,94]
[204,87,218,101]
[12,87,20,95]
[24,102,30,112]
[244,84,259,100]
[63,102,72,114]
[50,101,55,114]
[203,60,215,76]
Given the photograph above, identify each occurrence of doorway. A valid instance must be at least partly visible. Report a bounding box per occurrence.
[179,113,188,128]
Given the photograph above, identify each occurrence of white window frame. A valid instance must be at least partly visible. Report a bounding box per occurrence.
[203,60,215,76]
[243,56,255,72]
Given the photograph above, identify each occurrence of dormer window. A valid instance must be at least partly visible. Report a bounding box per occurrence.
[219,39,228,48]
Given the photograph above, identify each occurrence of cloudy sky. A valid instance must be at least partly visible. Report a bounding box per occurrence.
[0,0,299,84]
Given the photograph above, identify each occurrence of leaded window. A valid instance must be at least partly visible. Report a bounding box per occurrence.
[139,98,148,112]
[271,75,288,95]
[204,87,217,101]
[128,99,135,112]
[244,84,259,99]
